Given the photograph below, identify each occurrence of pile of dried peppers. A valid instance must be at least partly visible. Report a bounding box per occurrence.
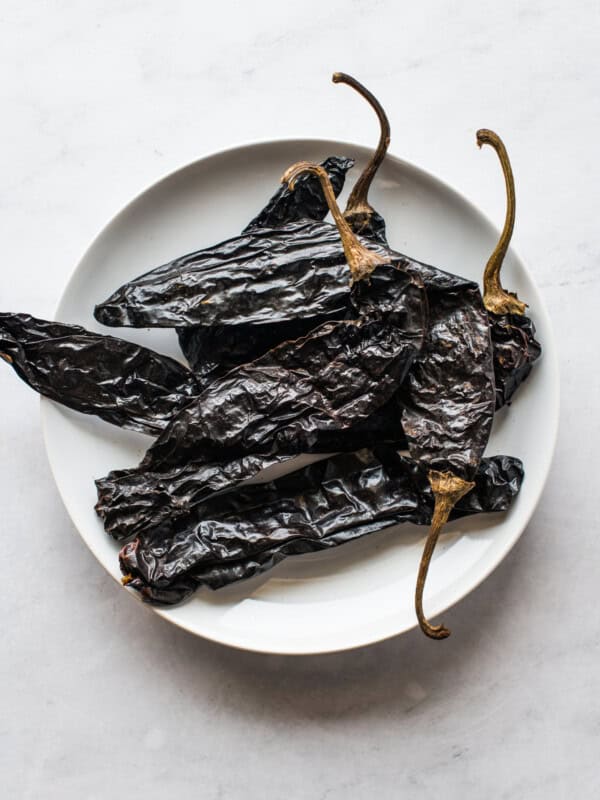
[1,73,541,639]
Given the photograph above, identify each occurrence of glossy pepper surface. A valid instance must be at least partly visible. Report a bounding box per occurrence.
[177,154,354,377]
[95,163,427,540]
[119,450,524,605]
[0,313,198,435]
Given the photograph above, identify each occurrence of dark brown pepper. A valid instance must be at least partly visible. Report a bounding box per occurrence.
[0,313,199,435]
[177,155,354,378]
[93,74,390,332]
[118,450,524,605]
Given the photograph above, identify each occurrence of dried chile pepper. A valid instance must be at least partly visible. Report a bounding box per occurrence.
[94,219,354,328]
[118,450,524,605]
[92,198,479,343]
[399,264,496,639]
[96,404,404,543]
[177,155,354,377]
[0,313,199,434]
[476,129,542,408]
[176,315,334,387]
[94,73,390,333]
[96,311,426,540]
[175,70,391,380]
[95,163,427,540]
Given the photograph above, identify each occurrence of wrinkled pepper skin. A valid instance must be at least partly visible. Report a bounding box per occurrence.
[96,400,407,542]
[148,315,424,471]
[399,281,496,481]
[96,268,427,540]
[97,451,289,540]
[177,156,354,377]
[176,316,333,388]
[0,313,198,435]
[243,156,354,233]
[397,262,496,638]
[490,313,542,409]
[94,219,359,328]
[118,450,524,605]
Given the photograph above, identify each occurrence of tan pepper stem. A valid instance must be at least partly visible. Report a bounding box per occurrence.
[0,353,13,364]
[415,470,475,639]
[477,128,527,316]
[332,72,390,229]
[281,161,386,284]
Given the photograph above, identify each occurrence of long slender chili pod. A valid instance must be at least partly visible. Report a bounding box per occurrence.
[0,313,199,434]
[177,74,391,380]
[95,75,394,332]
[332,72,390,244]
[476,129,526,316]
[397,186,497,637]
[477,129,542,408]
[118,452,524,606]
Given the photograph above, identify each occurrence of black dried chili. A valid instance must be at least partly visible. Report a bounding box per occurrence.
[94,73,390,332]
[0,313,198,435]
[177,155,354,377]
[118,450,524,605]
[95,162,427,540]
[94,218,353,328]
[175,70,391,380]
[399,264,496,638]
[476,129,542,408]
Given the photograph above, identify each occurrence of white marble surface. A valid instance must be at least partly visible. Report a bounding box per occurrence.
[0,1,596,797]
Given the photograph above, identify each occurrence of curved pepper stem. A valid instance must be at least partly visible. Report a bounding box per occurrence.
[477,129,527,316]
[281,161,386,284]
[0,353,13,363]
[332,72,390,233]
[415,470,475,639]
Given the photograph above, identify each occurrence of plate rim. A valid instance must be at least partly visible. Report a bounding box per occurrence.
[41,136,560,655]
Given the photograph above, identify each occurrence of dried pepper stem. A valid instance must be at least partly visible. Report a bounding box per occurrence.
[332,72,390,232]
[415,470,475,639]
[282,161,386,283]
[0,353,13,363]
[477,129,527,316]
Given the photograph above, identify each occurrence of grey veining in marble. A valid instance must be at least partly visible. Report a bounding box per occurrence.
[0,1,596,797]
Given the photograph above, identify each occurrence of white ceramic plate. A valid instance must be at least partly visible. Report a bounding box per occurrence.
[42,139,559,654]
